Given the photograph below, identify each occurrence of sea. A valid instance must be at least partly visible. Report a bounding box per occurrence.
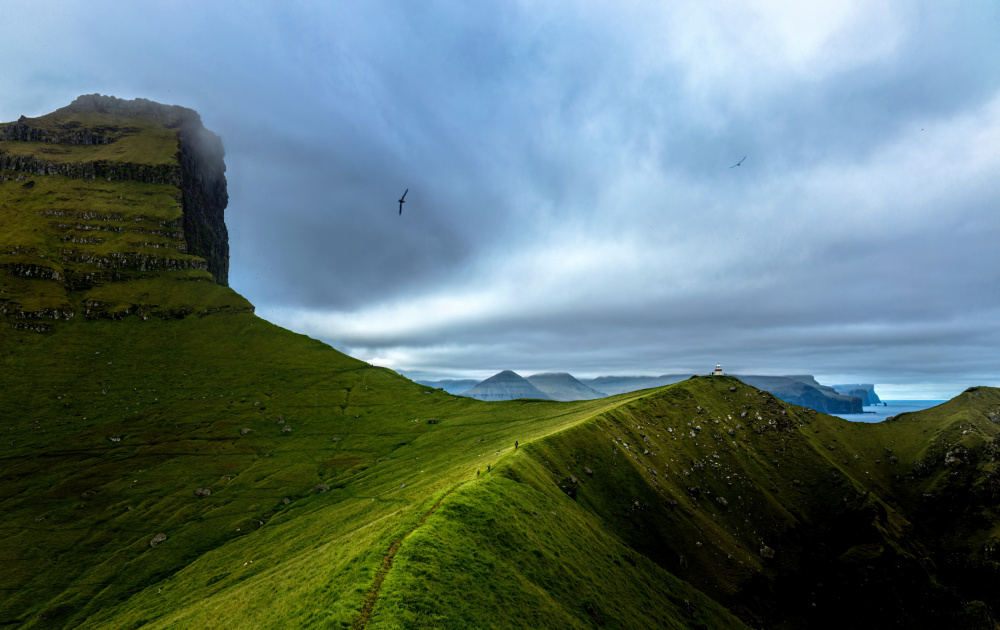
[829,400,948,423]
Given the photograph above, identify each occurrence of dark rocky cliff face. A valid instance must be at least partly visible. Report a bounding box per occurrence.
[832,384,882,405]
[177,119,229,286]
[61,94,230,286]
[0,94,230,285]
[0,95,248,331]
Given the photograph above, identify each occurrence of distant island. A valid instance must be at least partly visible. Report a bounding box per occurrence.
[420,371,873,414]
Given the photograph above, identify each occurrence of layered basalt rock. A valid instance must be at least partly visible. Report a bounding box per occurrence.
[0,95,248,331]
[0,94,229,285]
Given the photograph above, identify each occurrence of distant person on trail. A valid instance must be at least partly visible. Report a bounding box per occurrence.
[487,464,491,472]
[515,440,518,450]
[477,469,480,478]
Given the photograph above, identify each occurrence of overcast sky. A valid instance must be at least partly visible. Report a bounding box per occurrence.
[3,2,999,398]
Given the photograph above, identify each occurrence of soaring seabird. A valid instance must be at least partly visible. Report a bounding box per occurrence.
[398,189,408,215]
[729,155,746,168]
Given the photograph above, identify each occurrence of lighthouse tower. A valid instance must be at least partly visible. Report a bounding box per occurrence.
[713,363,723,376]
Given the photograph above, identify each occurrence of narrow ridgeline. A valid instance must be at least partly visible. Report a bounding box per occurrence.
[0,94,248,332]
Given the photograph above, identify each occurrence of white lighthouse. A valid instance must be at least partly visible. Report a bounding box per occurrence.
[713,363,723,376]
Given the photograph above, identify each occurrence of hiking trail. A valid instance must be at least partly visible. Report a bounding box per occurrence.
[353,482,466,629]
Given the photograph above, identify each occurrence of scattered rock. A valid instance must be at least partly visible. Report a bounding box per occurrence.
[687,486,701,497]
[585,604,606,626]
[730,387,737,392]
[760,545,775,559]
[194,487,211,496]
[427,419,438,424]
[240,428,252,435]
[332,437,342,442]
[944,447,967,467]
[314,483,330,493]
[281,425,292,432]
[149,533,167,547]
[716,496,729,507]
[583,466,593,476]
[282,497,290,505]
[558,476,580,499]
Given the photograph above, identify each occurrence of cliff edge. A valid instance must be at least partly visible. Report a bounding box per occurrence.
[1,94,229,285]
[0,95,247,331]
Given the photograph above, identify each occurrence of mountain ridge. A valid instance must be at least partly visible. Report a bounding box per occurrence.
[460,369,553,401]
[525,371,606,401]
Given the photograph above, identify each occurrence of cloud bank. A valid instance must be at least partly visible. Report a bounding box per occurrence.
[2,1,999,397]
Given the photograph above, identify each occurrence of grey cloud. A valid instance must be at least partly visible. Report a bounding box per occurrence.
[3,2,1000,397]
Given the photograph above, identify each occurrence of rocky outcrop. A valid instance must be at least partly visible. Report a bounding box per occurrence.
[737,375,863,414]
[177,117,229,286]
[832,384,882,405]
[0,154,180,185]
[61,250,207,272]
[1,94,230,285]
[1,262,63,280]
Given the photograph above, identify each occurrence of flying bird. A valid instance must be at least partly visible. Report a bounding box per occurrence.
[729,155,746,168]
[398,189,408,215]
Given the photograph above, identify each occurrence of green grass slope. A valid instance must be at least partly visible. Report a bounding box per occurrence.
[5,98,1000,630]
[0,313,752,629]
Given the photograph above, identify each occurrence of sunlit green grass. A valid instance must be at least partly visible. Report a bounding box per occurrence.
[0,112,180,165]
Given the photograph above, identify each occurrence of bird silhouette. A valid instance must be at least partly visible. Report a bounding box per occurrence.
[398,189,408,215]
[730,156,746,168]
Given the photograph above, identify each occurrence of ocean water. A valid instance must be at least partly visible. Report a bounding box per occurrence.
[829,400,948,423]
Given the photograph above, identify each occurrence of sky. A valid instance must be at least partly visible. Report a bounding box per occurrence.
[2,1,999,398]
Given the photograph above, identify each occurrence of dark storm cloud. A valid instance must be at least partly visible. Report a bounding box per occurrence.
[3,2,1000,397]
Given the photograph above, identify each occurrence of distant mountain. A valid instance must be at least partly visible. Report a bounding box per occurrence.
[582,374,692,396]
[415,378,479,394]
[460,370,553,401]
[581,373,863,414]
[832,384,883,405]
[525,372,607,401]
[735,375,863,414]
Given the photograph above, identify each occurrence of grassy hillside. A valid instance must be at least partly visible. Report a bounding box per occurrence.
[4,98,1000,629]
[5,309,1000,628]
[0,313,751,629]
